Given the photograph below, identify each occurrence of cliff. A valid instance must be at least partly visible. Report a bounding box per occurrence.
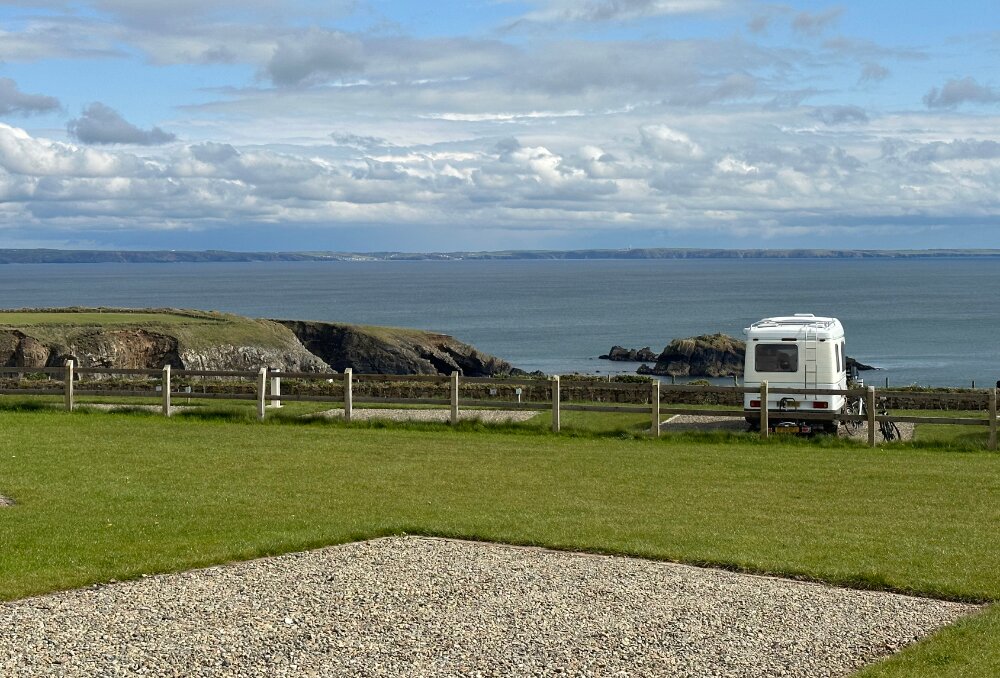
[0,308,328,372]
[274,320,515,376]
[0,308,516,377]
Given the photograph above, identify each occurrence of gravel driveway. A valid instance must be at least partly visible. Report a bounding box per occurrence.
[0,537,974,677]
[662,415,915,442]
[311,408,538,424]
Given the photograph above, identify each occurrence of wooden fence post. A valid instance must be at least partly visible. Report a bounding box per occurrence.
[256,367,267,421]
[867,386,877,447]
[989,388,997,451]
[551,375,560,433]
[64,360,74,412]
[344,368,353,423]
[161,365,171,417]
[450,371,460,425]
[759,380,768,439]
[650,380,660,437]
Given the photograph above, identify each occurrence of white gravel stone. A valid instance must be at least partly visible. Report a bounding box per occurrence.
[0,537,975,677]
[77,405,538,425]
[311,408,538,424]
[661,414,748,432]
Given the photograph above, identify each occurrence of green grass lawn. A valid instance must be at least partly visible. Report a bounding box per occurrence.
[0,407,998,676]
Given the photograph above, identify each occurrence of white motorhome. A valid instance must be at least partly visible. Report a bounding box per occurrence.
[743,314,847,433]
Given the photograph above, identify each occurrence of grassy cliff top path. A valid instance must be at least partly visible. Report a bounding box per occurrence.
[0,310,218,328]
[0,308,299,351]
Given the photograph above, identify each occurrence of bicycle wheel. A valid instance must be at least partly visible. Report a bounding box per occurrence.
[843,399,863,433]
[890,421,901,440]
[879,421,892,441]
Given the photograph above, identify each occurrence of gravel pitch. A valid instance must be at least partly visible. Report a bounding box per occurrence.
[0,537,974,677]
[311,408,538,424]
[77,405,538,425]
[661,414,915,442]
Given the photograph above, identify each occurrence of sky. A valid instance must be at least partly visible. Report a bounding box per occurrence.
[0,0,997,252]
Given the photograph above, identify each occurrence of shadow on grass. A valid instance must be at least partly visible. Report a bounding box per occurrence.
[172,407,262,423]
[0,399,57,412]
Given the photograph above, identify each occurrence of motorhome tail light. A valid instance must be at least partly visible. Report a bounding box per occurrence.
[750,400,761,408]
[812,401,829,409]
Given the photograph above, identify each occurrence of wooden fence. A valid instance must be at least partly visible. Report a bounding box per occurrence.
[0,362,996,450]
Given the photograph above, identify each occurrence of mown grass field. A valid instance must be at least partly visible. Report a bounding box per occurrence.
[0,404,997,676]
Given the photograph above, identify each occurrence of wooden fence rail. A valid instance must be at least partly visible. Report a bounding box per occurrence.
[0,362,996,449]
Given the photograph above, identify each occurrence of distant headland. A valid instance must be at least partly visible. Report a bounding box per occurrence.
[2,248,1000,264]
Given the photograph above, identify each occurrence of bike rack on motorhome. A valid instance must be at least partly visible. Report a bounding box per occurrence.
[743,314,847,434]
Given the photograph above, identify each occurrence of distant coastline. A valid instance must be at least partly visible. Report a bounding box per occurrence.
[3,247,1000,264]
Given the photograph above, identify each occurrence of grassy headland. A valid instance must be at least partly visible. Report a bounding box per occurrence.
[0,308,299,353]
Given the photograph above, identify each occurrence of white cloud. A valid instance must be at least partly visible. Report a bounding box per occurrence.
[7,103,998,243]
[0,78,61,115]
[791,7,844,36]
[716,156,758,174]
[67,103,177,145]
[265,29,365,86]
[858,62,890,84]
[924,77,1000,109]
[810,105,868,125]
[0,123,146,176]
[639,125,705,161]
[906,139,1000,163]
[516,0,734,23]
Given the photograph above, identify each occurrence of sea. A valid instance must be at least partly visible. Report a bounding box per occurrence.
[1,258,998,388]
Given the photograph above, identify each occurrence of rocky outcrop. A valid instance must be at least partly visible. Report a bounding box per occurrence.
[846,356,876,372]
[276,320,515,377]
[178,344,329,372]
[599,346,658,362]
[636,334,877,377]
[0,330,51,368]
[57,329,182,369]
[638,334,746,377]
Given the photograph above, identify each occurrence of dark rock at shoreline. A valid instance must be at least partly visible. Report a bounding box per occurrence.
[275,320,516,377]
[639,334,745,377]
[847,356,877,371]
[599,346,658,362]
[634,333,877,377]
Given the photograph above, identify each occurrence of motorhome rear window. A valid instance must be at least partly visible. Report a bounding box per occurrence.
[755,344,798,372]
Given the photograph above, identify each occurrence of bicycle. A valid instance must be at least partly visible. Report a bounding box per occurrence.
[877,397,902,441]
[842,395,864,434]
